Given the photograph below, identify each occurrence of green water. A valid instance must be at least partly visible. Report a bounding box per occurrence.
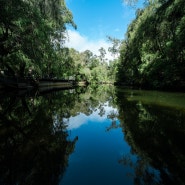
[0,86,185,185]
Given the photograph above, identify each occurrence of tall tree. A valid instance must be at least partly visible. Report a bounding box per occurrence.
[98,47,106,62]
[107,36,121,58]
[0,0,76,78]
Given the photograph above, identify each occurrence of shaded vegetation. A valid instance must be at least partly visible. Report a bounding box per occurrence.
[117,0,185,91]
[0,0,76,79]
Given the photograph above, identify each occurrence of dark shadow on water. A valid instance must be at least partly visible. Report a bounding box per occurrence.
[115,88,185,185]
[1,86,185,185]
[0,88,78,185]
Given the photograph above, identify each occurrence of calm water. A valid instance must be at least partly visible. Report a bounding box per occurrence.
[0,86,185,185]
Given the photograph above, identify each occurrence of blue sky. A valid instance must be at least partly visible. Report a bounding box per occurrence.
[65,0,144,59]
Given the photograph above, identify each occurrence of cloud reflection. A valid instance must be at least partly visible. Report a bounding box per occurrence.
[66,102,118,130]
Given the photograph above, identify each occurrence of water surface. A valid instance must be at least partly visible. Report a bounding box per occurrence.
[0,86,185,185]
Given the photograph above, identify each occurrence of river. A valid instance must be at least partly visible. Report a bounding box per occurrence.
[0,85,185,185]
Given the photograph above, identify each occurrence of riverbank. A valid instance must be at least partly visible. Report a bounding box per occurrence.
[0,76,78,90]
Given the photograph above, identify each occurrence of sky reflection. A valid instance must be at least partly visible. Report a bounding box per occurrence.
[66,102,118,130]
[60,102,134,185]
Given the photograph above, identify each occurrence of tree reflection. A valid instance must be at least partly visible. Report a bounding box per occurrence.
[115,88,185,185]
[106,110,119,132]
[68,85,117,117]
[0,89,78,185]
[0,85,119,185]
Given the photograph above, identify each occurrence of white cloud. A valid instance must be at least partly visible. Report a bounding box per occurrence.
[65,29,115,61]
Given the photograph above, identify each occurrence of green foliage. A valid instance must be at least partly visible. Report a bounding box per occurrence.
[66,47,117,84]
[107,36,122,58]
[117,0,185,90]
[0,0,75,78]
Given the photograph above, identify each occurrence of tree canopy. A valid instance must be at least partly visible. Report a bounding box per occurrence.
[0,0,76,79]
[117,0,185,90]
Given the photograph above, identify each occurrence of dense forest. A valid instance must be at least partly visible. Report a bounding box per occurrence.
[1,0,185,90]
[0,0,117,84]
[0,0,76,79]
[117,0,185,90]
